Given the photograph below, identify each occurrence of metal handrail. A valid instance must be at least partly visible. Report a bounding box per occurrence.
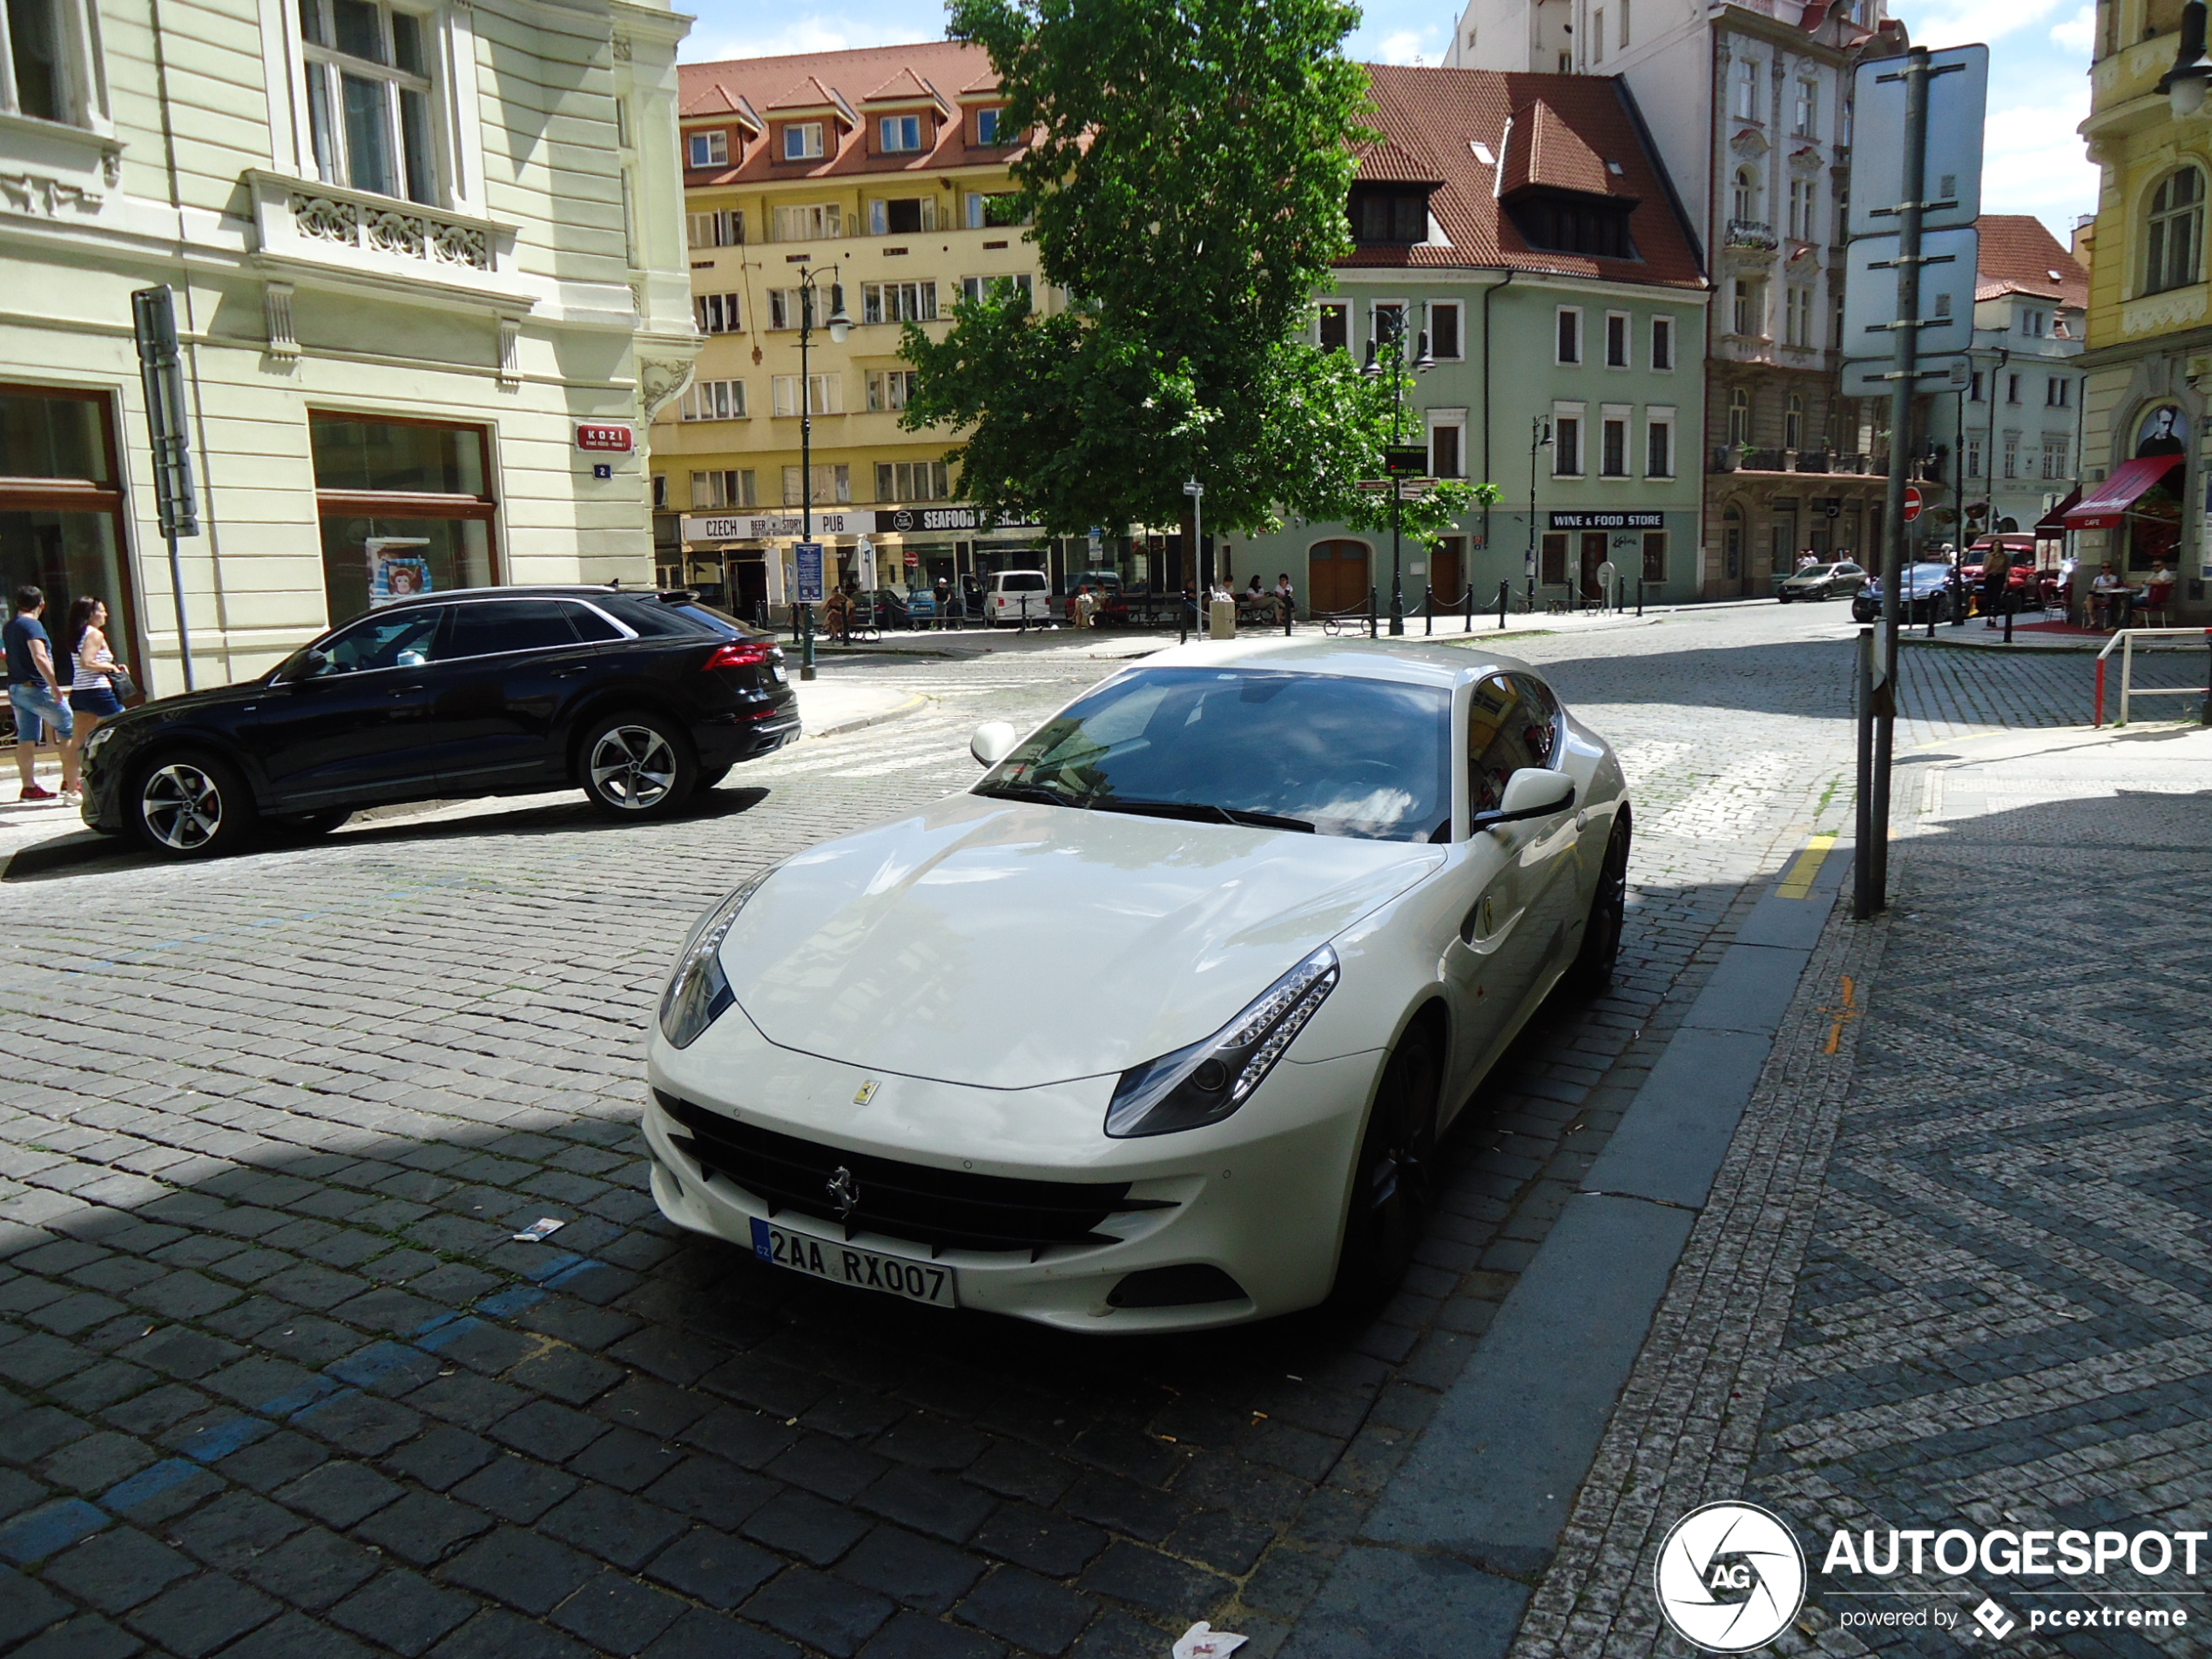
[2093,626,2212,726]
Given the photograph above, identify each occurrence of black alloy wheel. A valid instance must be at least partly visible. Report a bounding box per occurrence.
[132,752,257,860]
[1568,811,1633,997]
[1332,1022,1443,1306]
[580,711,698,819]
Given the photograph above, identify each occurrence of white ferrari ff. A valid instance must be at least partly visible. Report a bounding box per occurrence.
[643,637,1629,1332]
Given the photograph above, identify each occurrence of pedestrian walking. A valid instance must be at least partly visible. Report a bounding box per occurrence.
[1981,549,2009,629]
[65,597,129,752]
[6,585,75,802]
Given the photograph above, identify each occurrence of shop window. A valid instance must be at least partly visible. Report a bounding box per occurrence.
[0,385,135,684]
[311,413,495,624]
[1642,531,1666,581]
[298,0,441,205]
[1541,533,1568,585]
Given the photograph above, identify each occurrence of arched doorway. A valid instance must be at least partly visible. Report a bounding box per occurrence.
[1308,539,1372,614]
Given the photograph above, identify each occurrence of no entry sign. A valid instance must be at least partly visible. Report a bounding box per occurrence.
[1902,485,1923,523]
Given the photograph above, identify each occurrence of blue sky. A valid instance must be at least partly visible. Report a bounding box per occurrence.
[678,1,2101,241]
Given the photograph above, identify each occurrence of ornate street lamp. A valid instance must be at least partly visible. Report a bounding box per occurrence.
[1363,307,1434,636]
[792,264,851,681]
[1527,415,1553,613]
[2161,0,2212,118]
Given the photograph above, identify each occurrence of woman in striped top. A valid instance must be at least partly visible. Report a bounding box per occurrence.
[66,597,128,757]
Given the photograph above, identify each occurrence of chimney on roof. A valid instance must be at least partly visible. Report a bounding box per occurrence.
[2073,212,2094,257]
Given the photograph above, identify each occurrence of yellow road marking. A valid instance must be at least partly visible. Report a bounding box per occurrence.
[1775,833,1837,900]
[1820,974,1859,1055]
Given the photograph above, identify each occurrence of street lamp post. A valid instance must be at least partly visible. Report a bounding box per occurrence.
[792,264,852,682]
[1183,478,1204,644]
[1363,308,1433,637]
[1527,416,1552,614]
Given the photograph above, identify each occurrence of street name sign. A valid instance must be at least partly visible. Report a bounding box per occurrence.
[1845,44,1988,239]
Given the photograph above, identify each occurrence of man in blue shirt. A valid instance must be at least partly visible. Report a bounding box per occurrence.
[6,585,75,802]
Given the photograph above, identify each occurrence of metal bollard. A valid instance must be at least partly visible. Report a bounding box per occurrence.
[1463,583,1473,632]
[1497,579,1509,631]
[1636,577,1645,618]
[1368,586,1378,639]
[1283,597,1293,637]
[1424,585,1433,637]
[2203,631,2212,726]
[2003,590,2014,644]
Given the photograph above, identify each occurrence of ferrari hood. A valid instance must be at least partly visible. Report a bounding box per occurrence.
[718,792,1440,1089]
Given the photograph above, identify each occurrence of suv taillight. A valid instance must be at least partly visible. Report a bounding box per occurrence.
[703,640,777,671]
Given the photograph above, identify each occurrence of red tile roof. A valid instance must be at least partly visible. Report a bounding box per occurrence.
[680,41,1015,181]
[1974,213,2088,307]
[1351,64,1702,288]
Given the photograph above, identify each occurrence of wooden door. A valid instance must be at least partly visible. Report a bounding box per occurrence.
[1580,533,1608,602]
[1308,540,1372,614]
[1430,536,1464,605]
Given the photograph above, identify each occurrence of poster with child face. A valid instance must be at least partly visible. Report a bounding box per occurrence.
[366,538,433,608]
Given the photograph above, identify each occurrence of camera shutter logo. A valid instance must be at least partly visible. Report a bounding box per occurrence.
[1654,1502,1807,1652]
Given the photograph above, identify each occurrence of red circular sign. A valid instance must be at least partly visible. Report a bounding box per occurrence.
[1902,485,1924,523]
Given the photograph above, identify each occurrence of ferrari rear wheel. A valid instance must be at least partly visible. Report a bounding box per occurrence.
[1332,1022,1442,1306]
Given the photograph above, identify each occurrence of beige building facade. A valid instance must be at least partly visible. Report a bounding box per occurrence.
[0,0,698,695]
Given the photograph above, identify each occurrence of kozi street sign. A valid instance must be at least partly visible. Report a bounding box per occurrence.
[793,543,826,604]
[1846,44,1987,239]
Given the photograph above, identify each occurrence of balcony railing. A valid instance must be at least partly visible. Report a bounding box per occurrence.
[1713,448,1885,475]
[1723,219,1779,250]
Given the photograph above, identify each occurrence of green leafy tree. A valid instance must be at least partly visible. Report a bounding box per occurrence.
[899,0,1495,550]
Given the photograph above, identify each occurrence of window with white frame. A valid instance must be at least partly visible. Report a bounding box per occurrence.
[1605,312,1630,368]
[2006,372,2021,403]
[766,288,807,330]
[1792,79,1816,137]
[772,373,842,416]
[1600,407,1630,476]
[1732,279,1763,337]
[695,293,741,334]
[686,130,729,168]
[869,196,940,235]
[1784,391,1804,449]
[783,463,850,504]
[1645,408,1675,476]
[1732,167,1760,225]
[1317,300,1350,352]
[975,106,1003,144]
[782,121,825,160]
[298,0,441,203]
[1734,57,1760,121]
[1969,369,1985,402]
[960,273,1034,306]
[0,0,100,124]
[1727,386,1751,445]
[2002,436,2019,478]
[772,201,841,242]
[1556,306,1583,365]
[863,281,939,324]
[1784,286,1812,348]
[867,369,918,411]
[1964,436,1983,477]
[2020,307,2047,336]
[681,380,747,421]
[651,473,666,509]
[1372,300,1406,354]
[691,469,756,509]
[2041,437,2069,479]
[878,113,924,152]
[2046,377,2073,408]
[1788,178,1813,241]
[687,210,742,248]
[1428,300,1462,359]
[1426,409,1467,479]
[1553,404,1585,475]
[875,460,950,502]
[1592,9,1604,63]
[1650,314,1674,370]
[965,190,1025,228]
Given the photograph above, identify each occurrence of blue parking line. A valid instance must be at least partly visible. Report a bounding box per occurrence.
[100,1459,205,1514]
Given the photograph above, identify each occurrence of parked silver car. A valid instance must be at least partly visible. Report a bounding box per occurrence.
[1777,561,1866,602]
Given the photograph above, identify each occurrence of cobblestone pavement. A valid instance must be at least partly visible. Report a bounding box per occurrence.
[0,608,2152,1659]
[1507,719,2212,1659]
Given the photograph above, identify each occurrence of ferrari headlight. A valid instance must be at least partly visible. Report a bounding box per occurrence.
[657,870,771,1049]
[1105,945,1340,1138]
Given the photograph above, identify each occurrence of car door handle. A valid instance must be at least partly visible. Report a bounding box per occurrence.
[552,667,587,680]
[388,682,424,696]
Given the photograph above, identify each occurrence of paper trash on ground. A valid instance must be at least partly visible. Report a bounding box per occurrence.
[512,1217,567,1242]
[1172,1624,1246,1659]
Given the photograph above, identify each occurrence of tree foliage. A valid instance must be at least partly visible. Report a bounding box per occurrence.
[899,0,1494,543]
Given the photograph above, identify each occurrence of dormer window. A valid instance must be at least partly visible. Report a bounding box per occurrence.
[1349,185,1433,245]
[976,107,1003,145]
[783,121,825,161]
[879,113,924,153]
[687,130,729,169]
[1506,190,1635,258]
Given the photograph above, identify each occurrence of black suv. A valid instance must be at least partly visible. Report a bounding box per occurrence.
[82,587,799,859]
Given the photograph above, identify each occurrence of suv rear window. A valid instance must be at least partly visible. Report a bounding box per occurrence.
[602,595,757,638]
[1000,573,1047,592]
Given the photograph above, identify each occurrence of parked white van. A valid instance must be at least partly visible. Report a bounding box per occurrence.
[988,570,1051,625]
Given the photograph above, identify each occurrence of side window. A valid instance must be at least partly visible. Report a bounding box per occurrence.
[563,603,624,643]
[436,600,581,660]
[307,609,442,675]
[1467,675,1557,813]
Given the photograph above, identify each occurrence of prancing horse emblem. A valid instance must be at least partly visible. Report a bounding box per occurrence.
[853,1079,880,1105]
[826,1166,860,1219]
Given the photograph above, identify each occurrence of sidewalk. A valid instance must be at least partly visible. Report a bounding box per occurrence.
[1297,719,2212,1658]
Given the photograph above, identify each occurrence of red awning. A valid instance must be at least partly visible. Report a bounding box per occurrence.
[2063,455,2183,529]
[2034,487,2081,536]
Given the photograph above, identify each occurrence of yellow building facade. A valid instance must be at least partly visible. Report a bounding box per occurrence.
[656,42,1061,616]
[2075,0,2212,614]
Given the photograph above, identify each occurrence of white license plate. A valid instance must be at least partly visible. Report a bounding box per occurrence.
[749,1217,956,1307]
[769,664,787,683]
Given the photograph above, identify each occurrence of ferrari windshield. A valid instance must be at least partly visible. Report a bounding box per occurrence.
[976,667,1453,841]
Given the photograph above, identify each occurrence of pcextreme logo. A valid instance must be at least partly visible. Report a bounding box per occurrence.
[1655,1502,1809,1653]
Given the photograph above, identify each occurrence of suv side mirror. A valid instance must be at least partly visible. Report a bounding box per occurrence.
[971,721,1019,766]
[1473,767,1575,831]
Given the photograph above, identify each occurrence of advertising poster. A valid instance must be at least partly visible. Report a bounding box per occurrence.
[366,537,432,607]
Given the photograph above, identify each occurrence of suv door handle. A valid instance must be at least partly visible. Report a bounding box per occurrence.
[388,682,425,696]
[552,667,587,679]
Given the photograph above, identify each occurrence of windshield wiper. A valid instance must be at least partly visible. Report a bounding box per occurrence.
[974,782,1076,807]
[1089,798,1314,833]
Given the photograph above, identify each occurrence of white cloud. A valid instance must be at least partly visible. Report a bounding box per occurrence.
[1375,28,1440,65]
[1892,0,2065,47]
[1981,91,2100,228]
[2049,3,2095,51]
[680,12,929,65]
